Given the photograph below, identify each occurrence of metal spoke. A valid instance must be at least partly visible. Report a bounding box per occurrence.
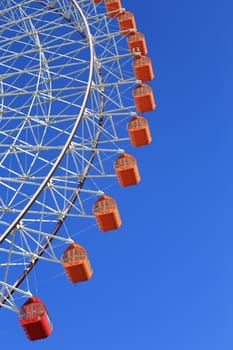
[0,0,144,312]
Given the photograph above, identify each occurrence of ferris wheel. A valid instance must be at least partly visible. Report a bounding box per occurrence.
[0,0,155,340]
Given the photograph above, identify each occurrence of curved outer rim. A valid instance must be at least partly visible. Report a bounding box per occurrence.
[0,0,95,307]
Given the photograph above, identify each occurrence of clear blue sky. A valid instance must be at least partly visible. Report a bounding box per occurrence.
[1,0,232,349]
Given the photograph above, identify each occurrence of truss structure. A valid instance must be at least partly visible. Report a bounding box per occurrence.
[0,0,139,311]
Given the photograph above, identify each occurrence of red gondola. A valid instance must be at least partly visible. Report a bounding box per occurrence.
[127,32,147,56]
[127,115,152,147]
[93,195,121,232]
[133,56,154,82]
[117,11,136,36]
[133,84,156,113]
[104,0,122,18]
[114,153,140,187]
[61,243,93,283]
[18,297,52,341]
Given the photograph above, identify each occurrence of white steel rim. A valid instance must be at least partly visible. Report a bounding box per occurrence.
[0,0,140,312]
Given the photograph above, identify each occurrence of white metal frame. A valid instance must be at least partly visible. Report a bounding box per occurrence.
[0,0,139,312]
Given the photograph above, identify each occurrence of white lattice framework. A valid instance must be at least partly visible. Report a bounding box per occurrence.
[0,0,141,311]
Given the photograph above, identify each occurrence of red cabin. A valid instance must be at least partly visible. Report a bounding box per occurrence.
[104,0,122,18]
[127,32,147,56]
[133,84,156,113]
[114,153,140,187]
[127,116,152,147]
[117,11,136,36]
[61,243,93,283]
[18,297,52,341]
[133,56,154,82]
[93,0,102,3]
[93,195,121,232]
